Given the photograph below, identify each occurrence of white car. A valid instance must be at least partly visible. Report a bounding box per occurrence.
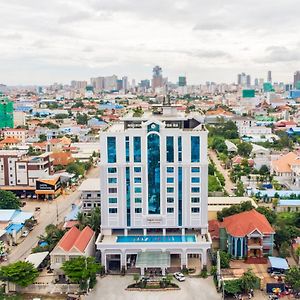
[22,230,29,237]
[174,272,186,282]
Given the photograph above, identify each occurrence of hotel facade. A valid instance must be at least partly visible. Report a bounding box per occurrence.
[96,105,211,274]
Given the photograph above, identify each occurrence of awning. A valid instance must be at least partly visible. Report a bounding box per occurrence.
[268,256,289,270]
[136,251,170,269]
[26,251,49,268]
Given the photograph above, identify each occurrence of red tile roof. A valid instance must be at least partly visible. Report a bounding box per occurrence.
[57,226,80,252]
[73,226,94,252]
[221,209,274,237]
[57,226,94,253]
[208,220,220,240]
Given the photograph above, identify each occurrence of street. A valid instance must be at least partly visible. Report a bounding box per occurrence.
[208,149,235,196]
[5,166,99,263]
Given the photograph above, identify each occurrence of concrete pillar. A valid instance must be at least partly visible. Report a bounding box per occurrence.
[141,268,145,276]
[181,228,185,235]
[181,251,187,269]
[163,228,166,236]
[124,229,128,236]
[143,228,147,236]
[101,253,107,271]
[202,249,207,266]
[121,251,126,270]
[234,238,238,258]
[162,267,166,275]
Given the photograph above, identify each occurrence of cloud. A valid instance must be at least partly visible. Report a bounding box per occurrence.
[193,22,228,31]
[58,11,93,24]
[255,46,300,63]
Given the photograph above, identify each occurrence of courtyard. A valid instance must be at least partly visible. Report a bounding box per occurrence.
[85,275,221,300]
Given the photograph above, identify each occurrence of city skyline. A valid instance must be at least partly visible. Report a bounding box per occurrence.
[1,0,300,85]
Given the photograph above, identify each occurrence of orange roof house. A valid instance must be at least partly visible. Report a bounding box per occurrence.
[50,226,95,272]
[219,210,275,260]
[271,152,300,175]
[50,152,74,166]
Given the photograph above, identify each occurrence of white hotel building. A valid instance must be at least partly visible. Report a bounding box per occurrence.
[96,105,211,275]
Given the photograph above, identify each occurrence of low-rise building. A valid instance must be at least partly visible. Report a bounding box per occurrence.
[219,210,274,261]
[276,199,300,212]
[78,178,101,215]
[50,226,95,279]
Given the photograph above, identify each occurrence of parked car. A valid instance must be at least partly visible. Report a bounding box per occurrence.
[271,271,285,278]
[22,230,29,237]
[174,272,185,282]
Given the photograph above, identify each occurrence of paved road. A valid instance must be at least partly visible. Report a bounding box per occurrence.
[85,275,221,300]
[5,166,99,263]
[208,149,235,196]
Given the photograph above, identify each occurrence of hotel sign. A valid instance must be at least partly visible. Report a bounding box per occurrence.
[146,217,163,225]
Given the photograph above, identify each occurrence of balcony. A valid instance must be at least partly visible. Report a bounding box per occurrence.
[248,239,262,248]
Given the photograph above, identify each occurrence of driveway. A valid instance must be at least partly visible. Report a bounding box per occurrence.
[208,149,235,196]
[85,275,221,300]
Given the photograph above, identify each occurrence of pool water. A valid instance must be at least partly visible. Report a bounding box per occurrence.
[116,235,196,243]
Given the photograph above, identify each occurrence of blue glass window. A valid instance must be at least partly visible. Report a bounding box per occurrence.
[109,197,117,204]
[178,167,182,226]
[167,197,174,203]
[108,178,117,184]
[191,136,200,163]
[126,167,131,226]
[166,136,174,163]
[134,167,141,173]
[135,187,142,193]
[108,167,117,173]
[191,197,200,203]
[125,136,130,162]
[108,187,117,193]
[134,177,142,183]
[135,197,142,203]
[135,208,142,213]
[191,187,200,193]
[134,137,141,162]
[167,167,174,173]
[109,208,117,213]
[191,177,200,183]
[191,167,200,173]
[167,207,174,213]
[148,133,160,214]
[167,177,174,183]
[107,137,116,163]
[191,207,200,213]
[178,136,182,162]
[167,187,174,193]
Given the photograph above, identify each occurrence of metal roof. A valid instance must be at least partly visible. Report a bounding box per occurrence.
[268,256,289,270]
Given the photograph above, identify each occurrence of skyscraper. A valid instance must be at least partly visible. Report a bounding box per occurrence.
[0,95,14,129]
[152,66,163,90]
[294,71,300,89]
[267,71,272,83]
[178,76,187,87]
[96,104,211,274]
[122,76,128,91]
[246,75,251,87]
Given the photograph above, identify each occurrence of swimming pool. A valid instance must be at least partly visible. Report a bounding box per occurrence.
[116,235,196,243]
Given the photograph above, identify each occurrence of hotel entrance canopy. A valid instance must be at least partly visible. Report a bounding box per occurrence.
[136,251,170,269]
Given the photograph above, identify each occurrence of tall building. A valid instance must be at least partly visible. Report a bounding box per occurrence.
[122,76,128,91]
[91,77,105,91]
[117,80,123,91]
[294,71,300,88]
[70,80,87,90]
[254,78,259,87]
[246,75,251,87]
[178,76,187,87]
[237,74,242,85]
[96,104,211,274]
[267,71,272,83]
[140,79,150,89]
[152,66,163,90]
[104,75,118,91]
[0,96,13,129]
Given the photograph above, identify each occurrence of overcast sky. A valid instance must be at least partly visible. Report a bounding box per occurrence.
[1,0,299,85]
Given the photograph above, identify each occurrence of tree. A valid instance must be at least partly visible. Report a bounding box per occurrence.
[279,241,290,258]
[235,181,245,196]
[77,207,101,233]
[62,257,100,291]
[38,134,47,142]
[76,113,89,125]
[224,279,242,295]
[220,251,231,268]
[0,261,38,287]
[0,191,21,209]
[295,247,300,265]
[237,142,253,157]
[66,161,85,177]
[133,274,140,284]
[259,165,269,176]
[285,267,300,292]
[240,269,259,292]
[212,137,227,154]
[208,175,222,192]
[256,207,277,225]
